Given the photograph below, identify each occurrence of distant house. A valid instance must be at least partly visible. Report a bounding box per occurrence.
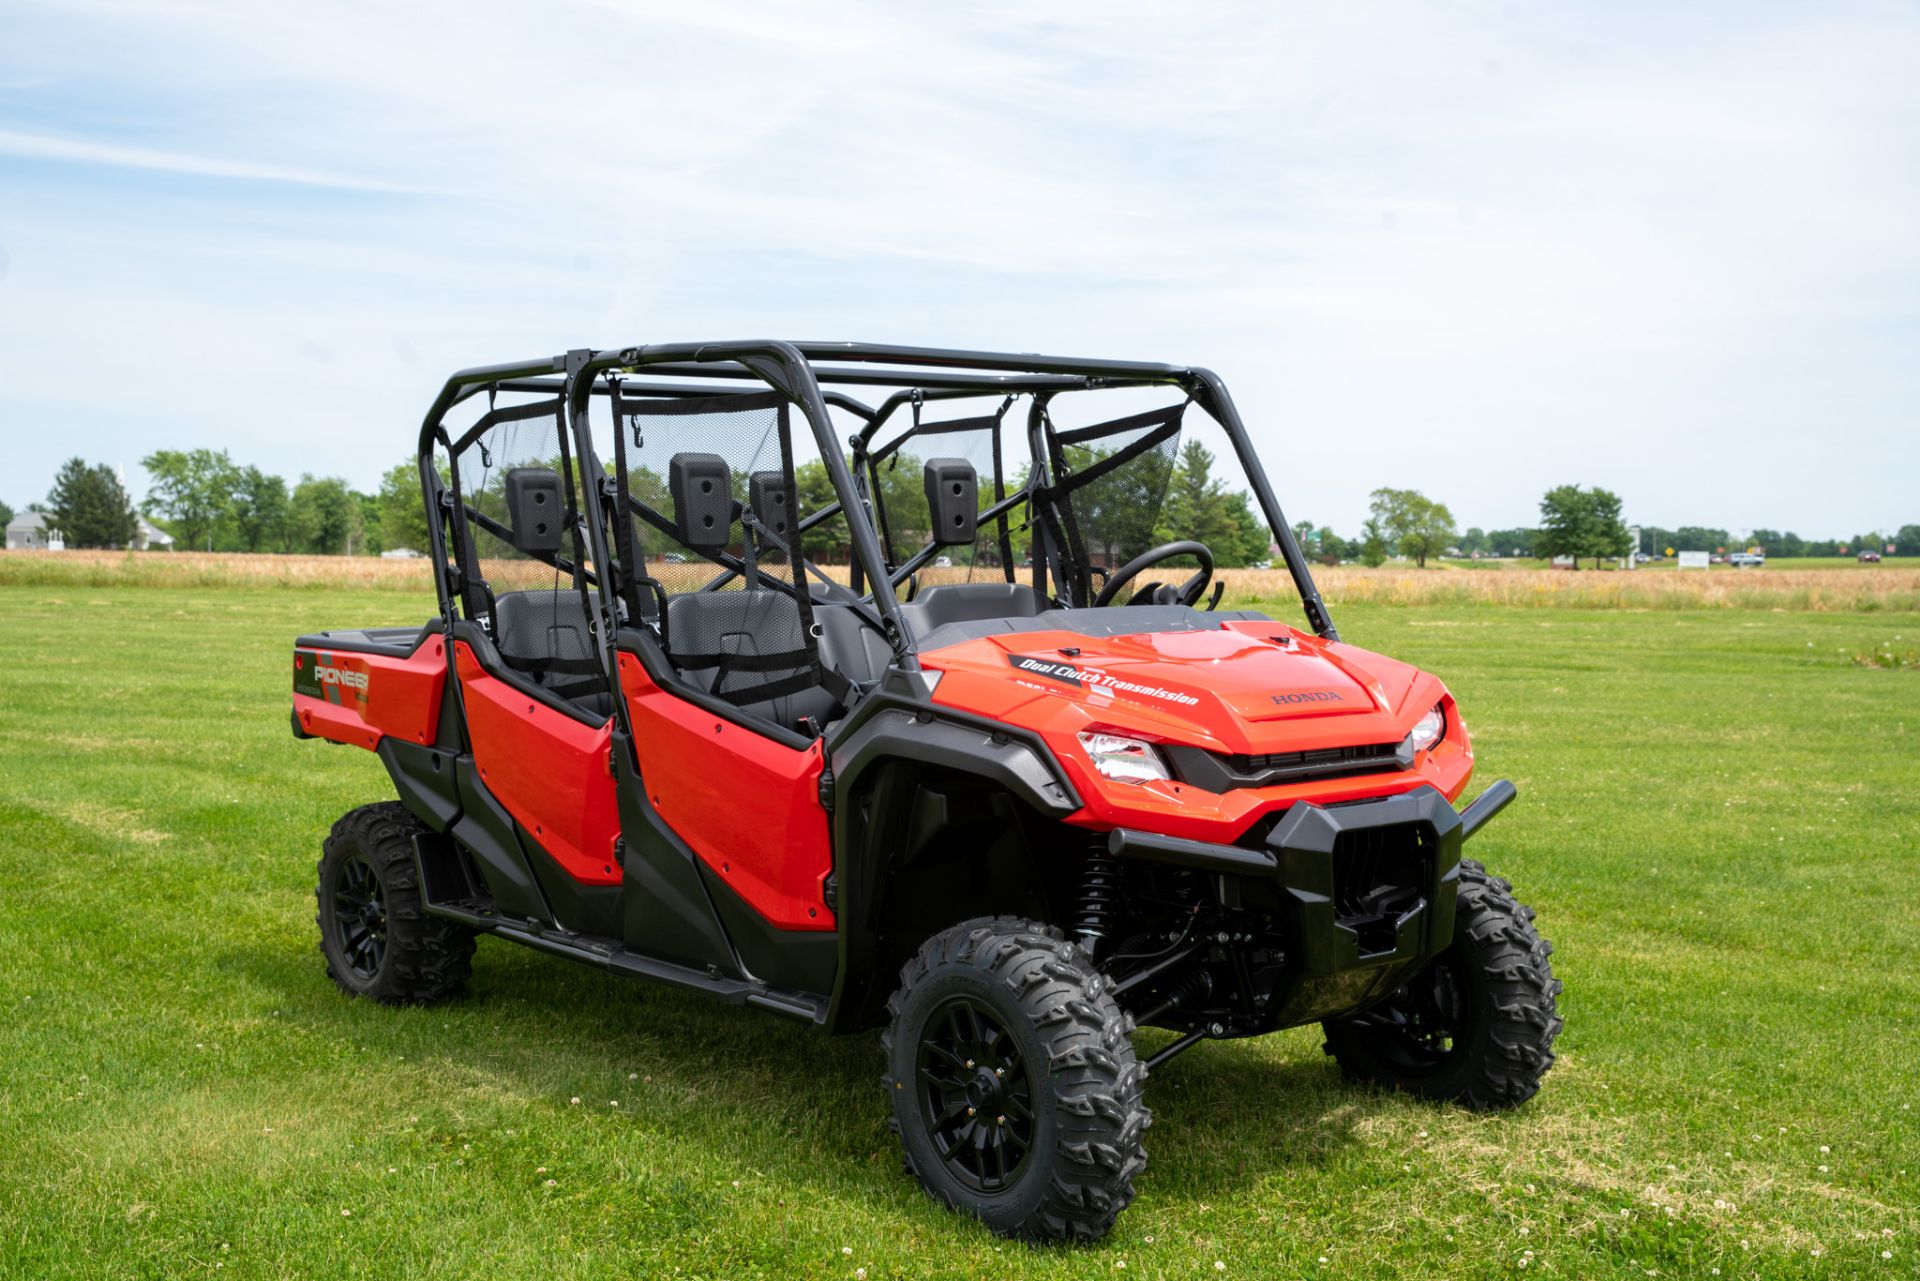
[3,510,172,551]
[5,511,61,551]
[133,517,174,551]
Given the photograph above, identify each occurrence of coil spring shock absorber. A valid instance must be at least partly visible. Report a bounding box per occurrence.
[1074,846,1122,958]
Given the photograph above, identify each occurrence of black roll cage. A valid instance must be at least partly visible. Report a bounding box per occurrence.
[415,342,1339,729]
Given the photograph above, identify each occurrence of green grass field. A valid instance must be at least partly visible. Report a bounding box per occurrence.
[2,584,1916,1279]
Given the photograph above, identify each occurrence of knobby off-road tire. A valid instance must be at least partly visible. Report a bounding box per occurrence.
[316,802,475,1005]
[882,916,1149,1242]
[1322,858,1561,1110]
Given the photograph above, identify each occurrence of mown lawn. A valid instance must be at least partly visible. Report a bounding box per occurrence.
[0,585,1915,1279]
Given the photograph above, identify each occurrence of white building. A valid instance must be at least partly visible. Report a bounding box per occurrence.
[3,510,172,551]
[5,511,60,551]
[133,517,174,551]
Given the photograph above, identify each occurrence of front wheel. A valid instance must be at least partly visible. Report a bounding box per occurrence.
[882,917,1149,1242]
[1322,858,1561,1109]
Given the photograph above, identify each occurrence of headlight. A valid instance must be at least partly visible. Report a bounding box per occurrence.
[1409,703,1446,754]
[1077,730,1171,785]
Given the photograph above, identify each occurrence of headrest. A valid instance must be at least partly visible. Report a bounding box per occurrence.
[748,470,792,545]
[502,468,564,554]
[924,458,978,547]
[669,452,732,549]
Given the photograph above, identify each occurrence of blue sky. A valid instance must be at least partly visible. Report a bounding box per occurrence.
[1,1,1916,538]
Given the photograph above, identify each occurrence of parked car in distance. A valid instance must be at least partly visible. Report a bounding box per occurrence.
[1859,550,1883,563]
[1729,552,1765,568]
[933,555,953,568]
[1633,552,1651,564]
[1709,554,1728,565]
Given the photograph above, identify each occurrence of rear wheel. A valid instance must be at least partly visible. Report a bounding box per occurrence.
[1322,858,1561,1109]
[316,802,475,1005]
[882,916,1149,1242]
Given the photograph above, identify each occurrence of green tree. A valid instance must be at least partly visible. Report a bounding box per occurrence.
[1316,526,1346,563]
[141,448,238,551]
[357,491,384,556]
[1537,484,1630,569]
[375,460,432,553]
[1484,526,1536,557]
[1457,526,1488,556]
[1672,526,1730,553]
[47,458,140,549]
[287,475,364,555]
[1367,487,1456,568]
[1894,525,1920,557]
[1152,441,1267,568]
[227,467,289,553]
[0,499,13,530]
[1358,517,1390,567]
[791,459,852,561]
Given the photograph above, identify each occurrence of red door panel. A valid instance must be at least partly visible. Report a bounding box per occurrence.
[615,652,833,931]
[454,642,621,886]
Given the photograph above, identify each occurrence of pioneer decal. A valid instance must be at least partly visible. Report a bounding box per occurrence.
[1005,653,1199,707]
[294,650,369,706]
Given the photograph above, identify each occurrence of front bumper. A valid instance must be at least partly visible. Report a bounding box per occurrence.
[1106,781,1516,1020]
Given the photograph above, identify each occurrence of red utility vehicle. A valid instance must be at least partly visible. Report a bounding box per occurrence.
[295,342,1559,1241]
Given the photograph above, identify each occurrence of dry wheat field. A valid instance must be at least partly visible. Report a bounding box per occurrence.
[5,550,1915,613]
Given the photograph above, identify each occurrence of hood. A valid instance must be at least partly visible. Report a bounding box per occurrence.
[922,619,1433,755]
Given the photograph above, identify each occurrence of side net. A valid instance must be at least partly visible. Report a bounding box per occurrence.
[1043,402,1186,603]
[447,397,607,701]
[865,399,1019,584]
[607,387,833,710]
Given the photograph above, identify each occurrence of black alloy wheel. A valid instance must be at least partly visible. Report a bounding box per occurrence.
[915,995,1036,1192]
[883,916,1149,1242]
[316,802,475,1005]
[331,853,388,980]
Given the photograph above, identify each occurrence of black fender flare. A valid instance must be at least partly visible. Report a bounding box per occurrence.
[823,692,1081,1030]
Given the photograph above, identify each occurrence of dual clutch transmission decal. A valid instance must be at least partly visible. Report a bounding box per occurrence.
[1006,653,1199,707]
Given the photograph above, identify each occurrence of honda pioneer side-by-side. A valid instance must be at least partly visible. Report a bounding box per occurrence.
[293,341,1560,1241]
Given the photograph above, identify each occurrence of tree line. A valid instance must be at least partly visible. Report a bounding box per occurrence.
[5,452,1914,564]
[0,450,431,555]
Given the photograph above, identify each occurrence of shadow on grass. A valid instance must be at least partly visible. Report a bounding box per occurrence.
[223,933,1379,1225]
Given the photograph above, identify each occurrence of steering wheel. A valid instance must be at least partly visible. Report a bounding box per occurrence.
[1092,541,1216,608]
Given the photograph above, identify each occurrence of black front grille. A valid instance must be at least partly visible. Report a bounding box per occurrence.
[1165,737,1414,794]
[1231,740,1405,777]
[1331,823,1431,954]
